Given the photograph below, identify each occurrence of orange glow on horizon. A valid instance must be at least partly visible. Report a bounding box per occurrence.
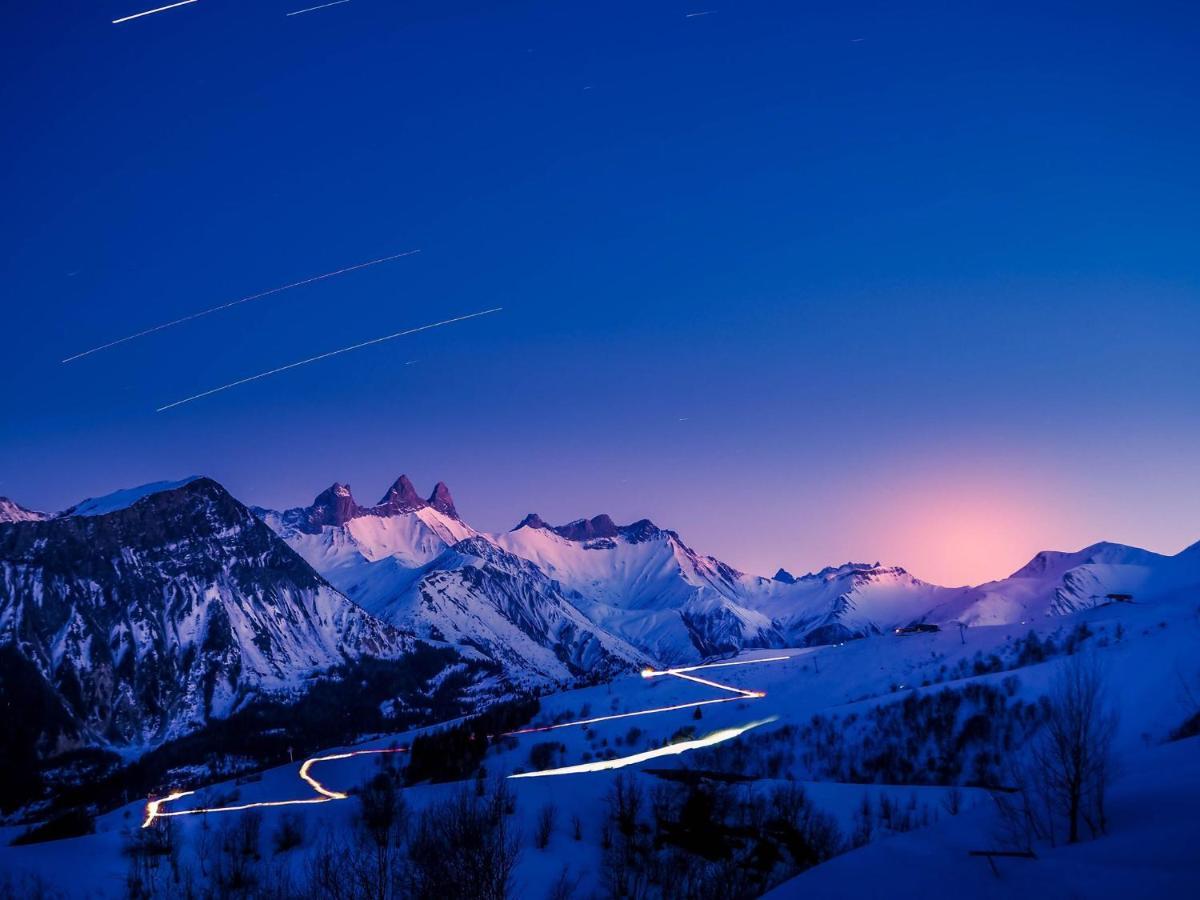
[844,465,1069,586]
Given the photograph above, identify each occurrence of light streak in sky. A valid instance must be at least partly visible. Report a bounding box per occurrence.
[143,655,791,827]
[62,250,420,363]
[287,0,353,15]
[142,748,405,828]
[155,307,502,411]
[113,1,199,25]
[510,717,778,778]
[685,10,717,18]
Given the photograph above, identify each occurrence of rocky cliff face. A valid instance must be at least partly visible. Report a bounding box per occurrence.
[0,478,405,753]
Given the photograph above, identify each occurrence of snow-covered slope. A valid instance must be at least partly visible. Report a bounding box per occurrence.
[258,479,643,682]
[62,476,203,518]
[256,477,477,602]
[496,514,782,661]
[262,475,1200,667]
[401,537,646,679]
[0,478,405,751]
[0,496,49,523]
[929,540,1200,625]
[6,567,1198,899]
[496,516,980,660]
[738,562,975,643]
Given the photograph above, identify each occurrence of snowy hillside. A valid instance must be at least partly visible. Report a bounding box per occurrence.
[0,477,406,752]
[3,559,1197,898]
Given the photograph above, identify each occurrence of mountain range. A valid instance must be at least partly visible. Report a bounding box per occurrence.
[2,474,1197,757]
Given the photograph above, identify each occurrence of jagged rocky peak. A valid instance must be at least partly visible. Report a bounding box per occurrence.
[514,513,550,531]
[810,561,884,581]
[515,512,665,544]
[556,514,620,541]
[308,482,361,528]
[0,496,49,523]
[282,475,461,532]
[377,475,424,512]
[427,481,458,518]
[773,568,797,584]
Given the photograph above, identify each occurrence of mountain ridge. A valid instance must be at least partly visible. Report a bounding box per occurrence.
[0,477,408,755]
[5,473,1196,758]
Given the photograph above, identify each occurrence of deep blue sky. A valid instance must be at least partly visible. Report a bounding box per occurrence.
[2,1,1198,584]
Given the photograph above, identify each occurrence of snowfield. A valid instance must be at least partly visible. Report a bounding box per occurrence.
[3,584,1198,897]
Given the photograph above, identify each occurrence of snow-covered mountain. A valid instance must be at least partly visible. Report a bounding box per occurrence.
[7,471,1198,758]
[496,514,783,661]
[256,479,645,681]
[496,515,980,659]
[0,496,48,523]
[0,477,406,753]
[254,476,478,610]
[403,536,645,679]
[931,539,1200,624]
[259,476,1200,665]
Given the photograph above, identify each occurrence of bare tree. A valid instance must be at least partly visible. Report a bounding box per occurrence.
[406,783,520,900]
[1172,666,1200,739]
[272,812,306,854]
[1032,652,1119,843]
[941,787,963,816]
[601,774,652,899]
[358,771,408,898]
[535,802,557,849]
[305,835,375,900]
[546,866,580,900]
[123,818,182,899]
[214,811,262,896]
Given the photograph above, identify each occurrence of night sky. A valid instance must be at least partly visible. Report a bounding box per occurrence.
[2,1,1198,585]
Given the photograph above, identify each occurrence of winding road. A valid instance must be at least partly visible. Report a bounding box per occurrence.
[142,655,789,828]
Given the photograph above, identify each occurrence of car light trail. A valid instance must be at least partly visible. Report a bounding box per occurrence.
[141,790,195,828]
[143,655,792,827]
[503,655,789,736]
[640,655,793,677]
[142,747,405,828]
[501,695,750,736]
[509,717,778,778]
